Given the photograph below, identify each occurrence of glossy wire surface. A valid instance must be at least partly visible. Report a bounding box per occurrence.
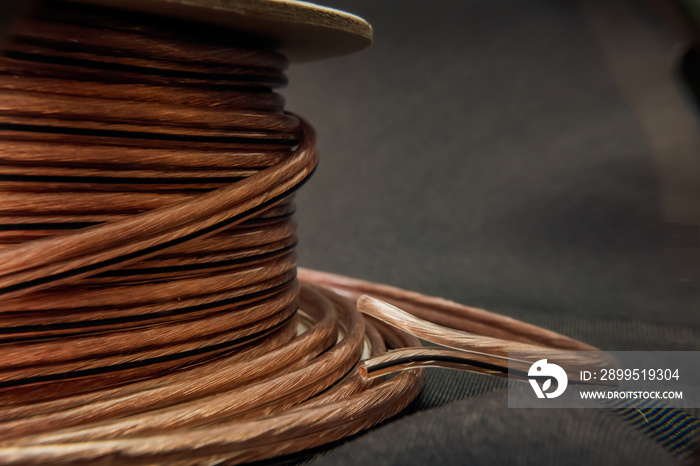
[0,2,594,464]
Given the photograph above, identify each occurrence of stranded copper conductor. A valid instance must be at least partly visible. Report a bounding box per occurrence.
[0,2,593,464]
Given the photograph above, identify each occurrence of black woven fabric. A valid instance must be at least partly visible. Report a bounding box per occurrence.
[312,390,681,466]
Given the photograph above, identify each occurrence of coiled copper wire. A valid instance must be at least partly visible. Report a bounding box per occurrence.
[0,2,595,464]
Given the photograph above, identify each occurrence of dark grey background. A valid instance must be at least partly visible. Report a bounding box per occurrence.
[286,0,700,332]
[281,0,700,464]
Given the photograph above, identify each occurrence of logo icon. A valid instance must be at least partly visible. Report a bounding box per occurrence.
[528,359,568,398]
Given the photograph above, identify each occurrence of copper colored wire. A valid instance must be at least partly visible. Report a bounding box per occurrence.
[354,295,611,383]
[0,1,595,464]
[298,268,599,351]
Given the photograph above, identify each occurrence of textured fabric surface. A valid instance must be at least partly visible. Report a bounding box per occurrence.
[313,391,679,466]
[281,0,700,464]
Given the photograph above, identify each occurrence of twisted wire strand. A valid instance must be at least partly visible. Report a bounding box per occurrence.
[0,2,594,463]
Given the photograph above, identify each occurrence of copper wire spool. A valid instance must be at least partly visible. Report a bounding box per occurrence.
[0,1,597,464]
